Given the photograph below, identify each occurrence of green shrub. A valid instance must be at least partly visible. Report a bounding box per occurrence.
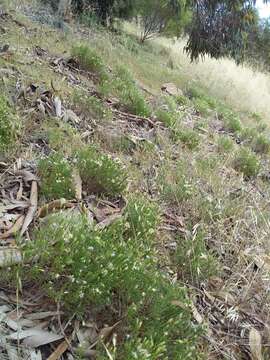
[71,44,106,76]
[239,127,257,143]
[159,161,195,204]
[100,65,151,117]
[252,134,270,154]
[257,122,267,133]
[125,196,159,245]
[38,153,75,200]
[72,90,112,120]
[44,119,83,155]
[193,97,212,116]
[176,95,189,106]
[24,210,201,359]
[0,95,15,153]
[173,230,218,285]
[174,128,200,150]
[223,113,242,133]
[156,109,177,128]
[217,135,234,153]
[75,146,127,196]
[233,148,260,178]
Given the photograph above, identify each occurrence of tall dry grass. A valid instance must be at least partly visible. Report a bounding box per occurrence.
[160,37,270,119]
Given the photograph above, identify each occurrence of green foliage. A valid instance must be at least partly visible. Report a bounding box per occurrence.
[223,113,242,133]
[125,195,159,244]
[100,65,151,116]
[44,119,83,156]
[252,134,270,154]
[23,202,201,358]
[156,109,177,128]
[75,146,127,196]
[239,127,257,143]
[233,147,260,178]
[174,128,200,150]
[155,95,180,127]
[159,160,195,204]
[72,90,112,120]
[0,95,15,153]
[38,153,75,200]
[185,0,261,62]
[71,44,106,77]
[217,135,234,153]
[193,98,212,116]
[172,229,218,285]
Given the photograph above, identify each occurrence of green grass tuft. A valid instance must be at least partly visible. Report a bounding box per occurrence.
[0,95,16,153]
[217,135,234,153]
[75,146,127,196]
[71,44,106,77]
[100,65,151,117]
[252,134,270,154]
[173,229,218,285]
[38,153,75,200]
[233,147,260,178]
[174,128,200,150]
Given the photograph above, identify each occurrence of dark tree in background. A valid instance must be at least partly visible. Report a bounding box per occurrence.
[46,0,270,63]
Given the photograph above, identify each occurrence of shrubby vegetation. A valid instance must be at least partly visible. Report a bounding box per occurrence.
[0,95,16,153]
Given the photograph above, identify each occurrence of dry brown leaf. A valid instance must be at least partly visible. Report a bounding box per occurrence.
[0,215,25,239]
[54,96,62,117]
[21,181,38,235]
[95,213,122,230]
[38,199,73,218]
[47,339,69,360]
[16,170,38,185]
[72,168,82,201]
[0,248,22,267]
[25,311,62,321]
[190,302,204,324]
[63,109,81,124]
[8,329,63,348]
[16,180,23,200]
[249,327,263,360]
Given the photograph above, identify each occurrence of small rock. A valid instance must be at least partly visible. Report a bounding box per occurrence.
[161,82,183,97]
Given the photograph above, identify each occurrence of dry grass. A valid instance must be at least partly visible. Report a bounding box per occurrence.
[159,38,270,119]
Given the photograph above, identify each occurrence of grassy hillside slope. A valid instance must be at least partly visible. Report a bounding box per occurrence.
[1,1,270,359]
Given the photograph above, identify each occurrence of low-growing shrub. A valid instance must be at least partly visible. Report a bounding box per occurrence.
[38,153,75,200]
[75,146,127,196]
[239,127,257,143]
[217,135,234,153]
[45,119,83,155]
[193,97,212,116]
[174,128,200,150]
[100,65,151,117]
[72,90,112,121]
[125,196,159,245]
[0,95,15,153]
[159,161,195,204]
[233,147,260,178]
[23,208,202,359]
[156,109,177,128]
[173,230,218,285]
[71,44,106,77]
[223,113,242,133]
[252,134,270,154]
